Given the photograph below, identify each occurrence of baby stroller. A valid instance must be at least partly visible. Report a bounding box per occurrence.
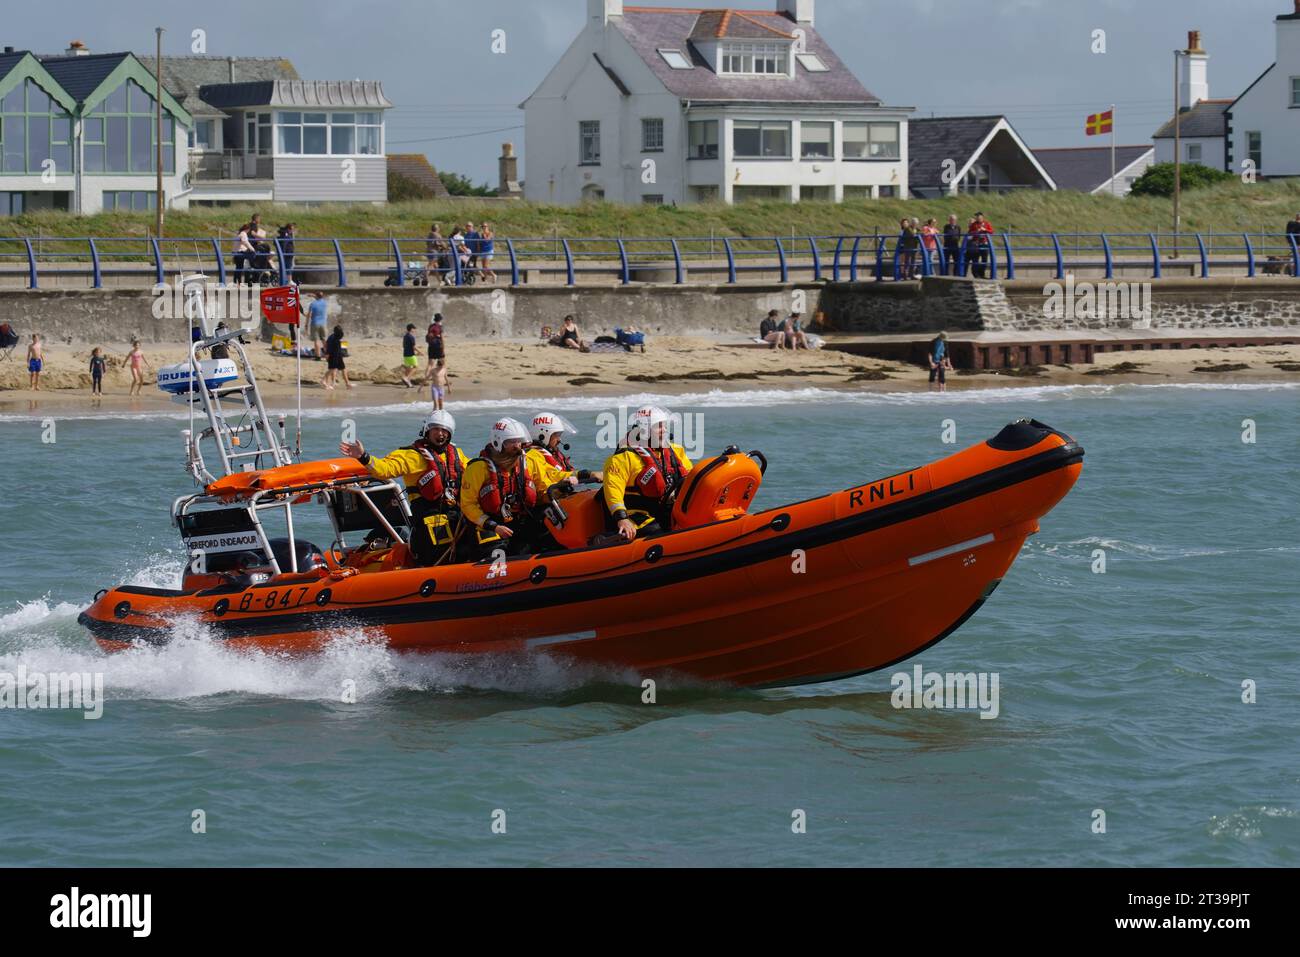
[247,242,277,285]
[0,322,18,361]
[385,261,430,286]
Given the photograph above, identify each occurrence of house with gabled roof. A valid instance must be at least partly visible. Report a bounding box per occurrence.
[522,0,913,205]
[1034,145,1154,197]
[1151,32,1229,170]
[1224,2,1300,178]
[907,116,1055,198]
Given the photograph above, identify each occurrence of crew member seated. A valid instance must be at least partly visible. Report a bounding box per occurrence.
[340,410,468,565]
[526,412,603,485]
[460,418,577,560]
[601,405,694,542]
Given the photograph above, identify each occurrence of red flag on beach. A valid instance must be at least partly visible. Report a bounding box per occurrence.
[260,286,300,324]
[1085,110,1114,136]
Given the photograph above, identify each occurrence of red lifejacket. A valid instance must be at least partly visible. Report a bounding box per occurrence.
[533,442,573,472]
[410,441,463,505]
[474,452,538,521]
[627,445,686,502]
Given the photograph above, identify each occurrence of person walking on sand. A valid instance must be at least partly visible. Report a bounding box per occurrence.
[26,334,43,390]
[928,331,953,392]
[401,324,418,389]
[306,291,329,357]
[127,340,150,396]
[430,359,449,411]
[323,325,352,390]
[89,347,106,396]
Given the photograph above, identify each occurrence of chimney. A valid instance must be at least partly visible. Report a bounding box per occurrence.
[3,46,14,54]
[1179,30,1209,110]
[227,55,235,82]
[588,0,623,27]
[65,40,90,56]
[498,142,523,198]
[776,0,815,26]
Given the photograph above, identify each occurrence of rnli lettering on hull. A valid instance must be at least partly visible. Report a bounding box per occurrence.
[847,471,917,510]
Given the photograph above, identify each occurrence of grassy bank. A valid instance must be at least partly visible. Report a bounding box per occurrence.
[3,179,1299,240]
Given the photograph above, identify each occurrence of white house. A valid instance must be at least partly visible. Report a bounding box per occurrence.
[1152,31,1229,170]
[1225,2,1300,178]
[522,0,912,205]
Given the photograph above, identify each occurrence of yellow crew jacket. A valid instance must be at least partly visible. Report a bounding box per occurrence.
[601,444,694,520]
[460,452,568,530]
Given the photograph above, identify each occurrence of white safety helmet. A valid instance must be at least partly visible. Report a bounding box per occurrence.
[628,405,672,447]
[529,412,578,445]
[421,409,456,437]
[488,417,531,453]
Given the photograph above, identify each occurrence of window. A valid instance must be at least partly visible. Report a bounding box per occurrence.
[801,121,833,159]
[801,185,832,201]
[1,191,25,214]
[272,110,373,155]
[733,185,788,202]
[796,53,828,73]
[720,42,789,76]
[879,185,897,198]
[733,120,791,159]
[579,120,600,165]
[688,119,718,159]
[1186,143,1202,163]
[843,121,900,160]
[692,185,720,202]
[658,49,693,70]
[330,113,355,155]
[642,117,664,152]
[1247,131,1262,169]
[190,119,215,150]
[0,78,74,175]
[257,112,271,156]
[962,162,991,192]
[842,185,873,200]
[303,113,328,154]
[102,190,157,211]
[642,194,664,205]
[1291,76,1300,107]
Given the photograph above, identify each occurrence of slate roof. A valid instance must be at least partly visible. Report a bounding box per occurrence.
[616,6,881,104]
[387,154,449,196]
[0,51,29,81]
[1034,145,1154,192]
[907,115,1002,188]
[1152,99,1230,139]
[199,79,392,110]
[38,52,131,104]
[137,55,298,118]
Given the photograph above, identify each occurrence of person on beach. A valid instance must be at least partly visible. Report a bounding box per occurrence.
[478,223,497,283]
[323,325,352,390]
[783,312,809,350]
[424,313,445,382]
[759,309,788,349]
[401,324,418,388]
[127,340,150,396]
[340,409,468,566]
[26,334,43,390]
[306,292,328,357]
[89,347,106,395]
[554,315,589,352]
[430,359,449,410]
[943,214,963,276]
[928,331,953,392]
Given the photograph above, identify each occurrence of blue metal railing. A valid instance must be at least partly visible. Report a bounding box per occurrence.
[1,231,1298,290]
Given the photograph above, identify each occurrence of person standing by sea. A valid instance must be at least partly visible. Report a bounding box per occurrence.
[26,334,42,391]
[323,325,351,390]
[127,340,150,396]
[89,347,106,395]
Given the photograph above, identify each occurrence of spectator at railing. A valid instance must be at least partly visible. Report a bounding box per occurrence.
[899,218,919,280]
[425,223,449,286]
[943,214,962,276]
[449,225,471,276]
[921,218,940,272]
[277,223,296,282]
[465,222,481,274]
[968,212,994,279]
[233,223,254,285]
[479,223,497,284]
[1288,214,1300,245]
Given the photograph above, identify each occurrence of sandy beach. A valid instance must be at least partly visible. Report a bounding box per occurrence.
[3,335,1298,416]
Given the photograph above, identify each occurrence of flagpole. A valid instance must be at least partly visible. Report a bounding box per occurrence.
[1110,103,1116,196]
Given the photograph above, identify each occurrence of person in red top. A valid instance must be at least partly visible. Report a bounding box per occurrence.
[967,212,994,279]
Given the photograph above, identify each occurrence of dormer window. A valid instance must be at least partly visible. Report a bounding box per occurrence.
[719,42,789,76]
[658,49,693,70]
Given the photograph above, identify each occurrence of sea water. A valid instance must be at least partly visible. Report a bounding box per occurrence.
[0,383,1296,867]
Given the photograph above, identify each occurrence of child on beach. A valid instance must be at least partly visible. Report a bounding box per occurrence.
[127,340,150,396]
[26,334,42,391]
[89,348,106,395]
[430,359,449,410]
